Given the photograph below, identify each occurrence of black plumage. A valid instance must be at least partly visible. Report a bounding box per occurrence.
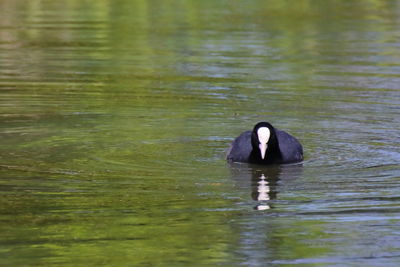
[227,122,303,165]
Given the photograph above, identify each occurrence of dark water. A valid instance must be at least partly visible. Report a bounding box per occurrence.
[1,0,400,265]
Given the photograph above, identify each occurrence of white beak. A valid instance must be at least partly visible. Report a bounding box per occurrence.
[259,142,267,159]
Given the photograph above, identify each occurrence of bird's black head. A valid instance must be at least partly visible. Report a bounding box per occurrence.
[250,122,280,163]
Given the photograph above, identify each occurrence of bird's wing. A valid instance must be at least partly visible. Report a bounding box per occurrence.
[226,131,252,162]
[276,129,303,163]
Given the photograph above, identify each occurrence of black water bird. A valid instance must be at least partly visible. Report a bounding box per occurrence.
[226,122,303,165]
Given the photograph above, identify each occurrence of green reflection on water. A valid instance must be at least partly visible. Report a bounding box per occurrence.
[1,0,400,265]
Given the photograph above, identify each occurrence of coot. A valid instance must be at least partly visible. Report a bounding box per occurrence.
[226,122,303,165]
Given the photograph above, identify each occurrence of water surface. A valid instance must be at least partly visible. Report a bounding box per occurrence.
[1,0,400,266]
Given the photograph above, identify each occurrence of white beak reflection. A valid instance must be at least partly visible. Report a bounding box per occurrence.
[255,174,271,210]
[257,174,270,201]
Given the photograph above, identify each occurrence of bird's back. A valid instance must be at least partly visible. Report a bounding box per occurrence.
[276,129,303,163]
[226,131,252,163]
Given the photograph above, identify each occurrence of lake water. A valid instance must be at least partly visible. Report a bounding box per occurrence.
[1,0,400,266]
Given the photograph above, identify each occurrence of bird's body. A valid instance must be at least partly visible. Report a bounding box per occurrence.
[227,122,303,165]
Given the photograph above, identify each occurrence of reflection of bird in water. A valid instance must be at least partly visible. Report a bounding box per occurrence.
[253,174,272,210]
[256,174,270,201]
[229,163,303,210]
[251,169,280,210]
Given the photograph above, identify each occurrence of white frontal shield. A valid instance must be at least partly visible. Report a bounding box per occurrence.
[257,127,270,159]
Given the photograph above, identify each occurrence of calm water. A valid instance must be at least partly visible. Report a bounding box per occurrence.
[1,0,400,266]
